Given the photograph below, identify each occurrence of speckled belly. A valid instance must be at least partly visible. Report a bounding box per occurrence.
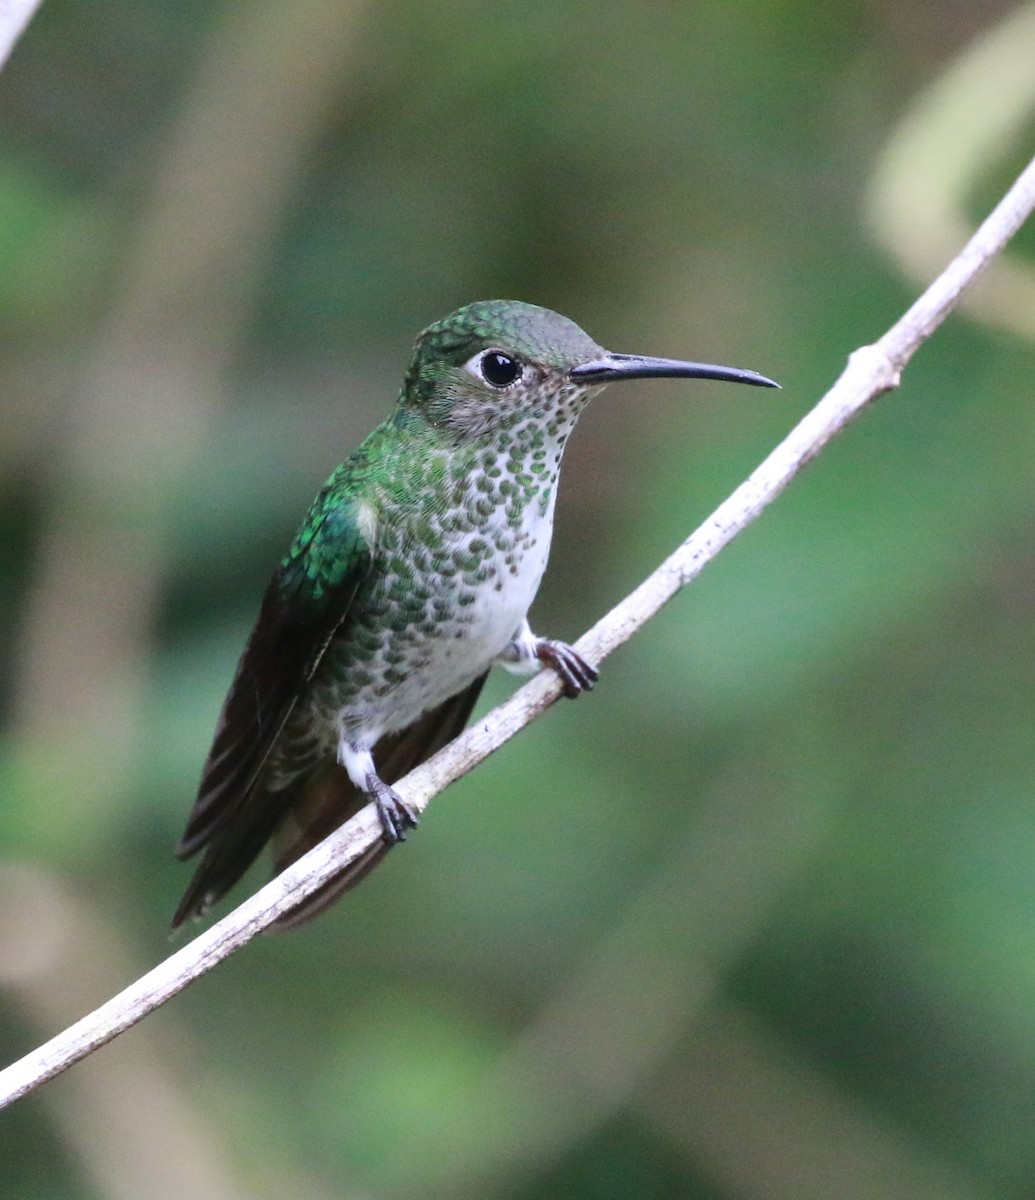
[305,495,555,752]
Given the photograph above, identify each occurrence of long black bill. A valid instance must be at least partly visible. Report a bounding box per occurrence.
[569,352,779,390]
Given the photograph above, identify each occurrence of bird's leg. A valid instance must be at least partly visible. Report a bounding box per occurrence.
[340,741,419,845]
[498,619,599,699]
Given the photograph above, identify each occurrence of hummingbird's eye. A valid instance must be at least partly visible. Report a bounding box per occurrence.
[475,350,523,388]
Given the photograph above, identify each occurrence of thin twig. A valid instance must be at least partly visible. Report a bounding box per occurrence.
[0,0,41,70]
[867,0,1035,341]
[1,152,1033,1112]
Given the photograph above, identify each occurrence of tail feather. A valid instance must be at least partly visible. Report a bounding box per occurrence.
[267,671,488,928]
[172,672,488,930]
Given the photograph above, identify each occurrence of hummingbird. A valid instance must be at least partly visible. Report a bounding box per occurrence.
[173,300,777,929]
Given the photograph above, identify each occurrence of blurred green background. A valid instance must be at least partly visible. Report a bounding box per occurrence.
[1,1,1034,1197]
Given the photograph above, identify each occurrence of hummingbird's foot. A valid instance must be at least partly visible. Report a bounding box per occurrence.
[534,639,598,699]
[365,774,420,845]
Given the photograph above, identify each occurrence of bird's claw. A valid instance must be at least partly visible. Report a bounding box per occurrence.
[535,639,598,699]
[366,775,420,845]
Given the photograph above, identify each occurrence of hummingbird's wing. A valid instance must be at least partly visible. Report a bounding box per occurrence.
[266,668,489,929]
[172,486,373,925]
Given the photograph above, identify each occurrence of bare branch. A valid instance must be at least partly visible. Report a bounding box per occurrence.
[0,0,41,70]
[867,1,1035,341]
[1,151,1033,1112]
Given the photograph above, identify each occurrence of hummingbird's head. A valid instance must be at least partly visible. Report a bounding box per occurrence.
[399,299,778,440]
[400,300,605,439]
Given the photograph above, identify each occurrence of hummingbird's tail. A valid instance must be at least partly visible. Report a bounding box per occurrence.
[172,671,488,930]
[267,670,488,928]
